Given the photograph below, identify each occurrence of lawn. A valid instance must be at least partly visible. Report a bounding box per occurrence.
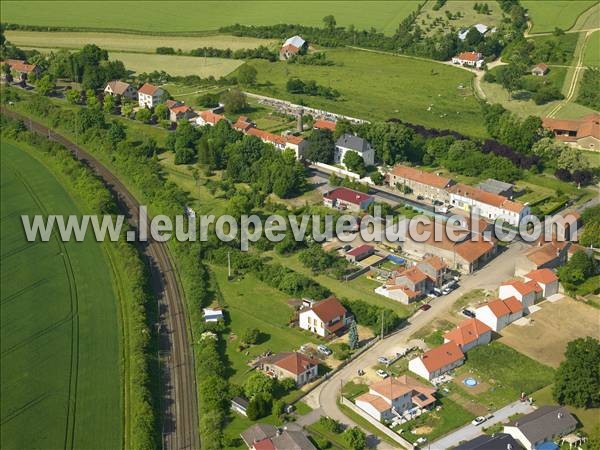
[416,0,505,37]
[243,48,487,138]
[5,30,276,53]
[522,0,597,33]
[449,342,555,411]
[211,265,320,384]
[395,396,474,444]
[583,31,600,66]
[0,1,420,35]
[499,298,600,368]
[1,142,122,449]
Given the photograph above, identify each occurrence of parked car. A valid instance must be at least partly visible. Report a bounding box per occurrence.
[472,416,487,426]
[317,345,332,356]
[377,356,391,366]
[416,195,425,200]
[462,309,475,318]
[432,288,442,297]
[442,287,452,295]
[419,304,431,311]
[376,369,389,378]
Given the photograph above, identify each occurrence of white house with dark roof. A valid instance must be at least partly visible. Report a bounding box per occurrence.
[335,133,375,167]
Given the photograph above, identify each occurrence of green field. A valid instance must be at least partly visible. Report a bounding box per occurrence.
[416,0,505,37]
[0,1,420,34]
[1,141,122,449]
[523,0,597,33]
[584,31,600,66]
[244,48,487,137]
[5,30,277,53]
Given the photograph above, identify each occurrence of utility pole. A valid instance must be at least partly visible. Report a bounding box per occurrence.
[227,251,231,280]
[380,310,384,340]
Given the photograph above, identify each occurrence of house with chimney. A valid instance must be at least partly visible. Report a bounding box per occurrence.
[298,296,353,337]
[475,297,523,332]
[408,341,465,381]
[104,80,138,100]
[355,375,437,421]
[451,51,484,68]
[503,405,577,450]
[257,352,318,387]
[387,165,454,202]
[322,187,374,212]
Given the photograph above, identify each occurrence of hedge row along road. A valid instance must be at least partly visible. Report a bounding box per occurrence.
[1,108,200,450]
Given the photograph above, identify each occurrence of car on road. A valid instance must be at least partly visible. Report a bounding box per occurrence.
[376,369,389,378]
[419,304,432,311]
[462,309,476,318]
[442,287,452,295]
[317,345,332,356]
[417,195,425,200]
[472,416,487,426]
[377,356,391,365]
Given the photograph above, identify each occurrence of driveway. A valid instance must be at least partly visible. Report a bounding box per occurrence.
[430,400,535,450]
[299,242,527,447]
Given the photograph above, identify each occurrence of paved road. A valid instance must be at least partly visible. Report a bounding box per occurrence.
[2,108,200,450]
[302,241,526,448]
[430,400,535,450]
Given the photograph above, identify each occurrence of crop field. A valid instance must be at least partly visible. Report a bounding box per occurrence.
[416,0,505,37]
[1,1,419,35]
[522,0,597,33]
[5,30,277,53]
[244,48,487,137]
[1,142,121,450]
[584,31,600,66]
[571,2,600,31]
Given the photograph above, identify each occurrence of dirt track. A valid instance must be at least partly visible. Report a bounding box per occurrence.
[2,108,200,450]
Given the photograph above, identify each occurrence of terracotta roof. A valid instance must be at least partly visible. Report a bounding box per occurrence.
[170,104,192,114]
[268,352,318,375]
[314,119,336,131]
[370,377,412,401]
[198,110,225,125]
[455,239,495,263]
[533,63,549,72]
[286,134,304,145]
[483,298,510,318]
[504,296,524,314]
[501,279,542,296]
[280,43,301,54]
[420,255,447,272]
[324,187,373,206]
[524,268,558,284]
[419,341,464,372]
[385,284,420,299]
[525,241,566,266]
[105,80,133,95]
[165,99,181,109]
[308,296,347,323]
[355,393,390,412]
[454,51,483,62]
[254,438,276,450]
[390,165,452,189]
[233,115,255,132]
[4,59,38,73]
[396,375,437,408]
[543,114,600,140]
[347,244,374,257]
[398,266,430,284]
[444,318,491,346]
[449,183,526,214]
[138,83,161,96]
[247,127,287,145]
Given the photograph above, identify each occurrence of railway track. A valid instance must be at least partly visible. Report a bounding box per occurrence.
[2,108,200,450]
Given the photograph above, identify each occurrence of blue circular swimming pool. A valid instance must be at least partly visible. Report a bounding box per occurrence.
[463,377,478,387]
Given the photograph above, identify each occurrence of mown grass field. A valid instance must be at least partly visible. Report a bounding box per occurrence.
[416,0,505,37]
[1,1,419,34]
[522,0,597,33]
[1,141,122,450]
[583,30,600,66]
[244,48,487,137]
[5,30,277,53]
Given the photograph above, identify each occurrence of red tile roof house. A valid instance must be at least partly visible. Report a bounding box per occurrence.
[387,165,454,203]
[257,352,319,387]
[345,244,375,263]
[138,83,165,109]
[246,127,308,159]
[475,297,523,332]
[169,104,197,123]
[523,268,559,298]
[443,318,492,353]
[355,375,437,422]
[298,296,353,338]
[103,80,138,100]
[542,113,600,151]
[408,341,465,381]
[233,115,255,132]
[515,240,571,276]
[531,63,549,76]
[380,265,432,304]
[314,118,337,131]
[322,187,374,213]
[196,109,226,127]
[451,51,484,69]
[2,59,41,80]
[499,278,542,312]
[279,35,307,60]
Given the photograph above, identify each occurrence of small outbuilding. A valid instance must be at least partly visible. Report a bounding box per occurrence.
[532,63,549,76]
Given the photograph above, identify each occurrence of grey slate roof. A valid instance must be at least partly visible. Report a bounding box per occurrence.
[477,178,514,196]
[272,430,317,450]
[240,423,277,446]
[335,133,371,153]
[454,433,522,450]
[507,405,577,444]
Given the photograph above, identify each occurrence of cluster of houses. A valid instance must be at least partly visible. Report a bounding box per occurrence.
[407,266,559,381]
[240,423,317,450]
